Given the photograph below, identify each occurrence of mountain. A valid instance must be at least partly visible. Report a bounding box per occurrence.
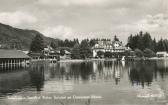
[0,23,58,50]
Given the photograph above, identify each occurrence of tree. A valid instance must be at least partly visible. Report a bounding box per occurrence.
[80,39,92,59]
[9,39,22,50]
[30,34,45,52]
[50,41,58,49]
[71,43,81,59]
[114,35,119,41]
[137,31,144,50]
[97,51,104,58]
[142,32,153,50]
[89,39,97,47]
[152,38,157,52]
[143,48,155,58]
[157,39,166,51]
[60,49,65,56]
[126,31,157,51]
[104,52,112,58]
[127,34,133,47]
[135,49,143,57]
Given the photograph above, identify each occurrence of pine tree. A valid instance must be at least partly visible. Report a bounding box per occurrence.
[80,39,92,59]
[157,39,166,51]
[50,41,58,49]
[152,38,157,52]
[71,43,81,59]
[143,32,153,50]
[30,34,45,52]
[114,35,119,41]
[137,31,144,50]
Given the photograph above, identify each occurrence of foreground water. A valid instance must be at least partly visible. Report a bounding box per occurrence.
[0,60,168,105]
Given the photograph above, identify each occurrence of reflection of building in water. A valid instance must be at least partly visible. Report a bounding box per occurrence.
[47,61,128,85]
[156,60,168,69]
[92,61,125,84]
[113,62,124,85]
[0,70,31,96]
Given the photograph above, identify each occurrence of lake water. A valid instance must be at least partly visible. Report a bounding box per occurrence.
[0,60,168,105]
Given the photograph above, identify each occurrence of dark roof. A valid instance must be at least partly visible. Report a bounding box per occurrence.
[28,52,42,56]
[0,49,30,59]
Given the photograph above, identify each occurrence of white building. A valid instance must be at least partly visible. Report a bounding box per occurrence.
[92,40,130,57]
[156,51,168,57]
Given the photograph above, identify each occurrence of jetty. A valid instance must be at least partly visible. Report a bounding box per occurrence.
[0,49,30,70]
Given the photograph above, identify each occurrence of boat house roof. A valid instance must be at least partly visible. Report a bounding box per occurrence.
[0,49,30,59]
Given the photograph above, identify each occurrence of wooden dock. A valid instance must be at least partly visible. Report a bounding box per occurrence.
[0,50,30,71]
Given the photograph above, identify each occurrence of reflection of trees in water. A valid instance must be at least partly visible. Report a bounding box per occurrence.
[129,61,155,87]
[129,60,168,88]
[29,64,45,91]
[156,60,168,79]
[48,61,127,84]
[49,62,94,81]
[80,62,93,80]
[27,60,168,91]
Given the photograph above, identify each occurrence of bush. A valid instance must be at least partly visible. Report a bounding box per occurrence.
[104,52,112,58]
[143,48,155,58]
[97,51,104,58]
[135,49,143,57]
[60,49,65,56]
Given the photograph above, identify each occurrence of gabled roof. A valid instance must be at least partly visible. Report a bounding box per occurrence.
[0,49,30,59]
[65,50,71,54]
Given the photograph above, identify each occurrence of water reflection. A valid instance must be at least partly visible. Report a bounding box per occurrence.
[0,70,31,97]
[129,62,154,87]
[156,60,168,79]
[29,64,45,91]
[0,60,168,97]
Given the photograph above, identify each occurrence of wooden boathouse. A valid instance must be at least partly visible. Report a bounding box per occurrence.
[0,49,30,68]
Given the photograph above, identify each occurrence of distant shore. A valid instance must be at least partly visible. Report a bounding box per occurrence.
[58,58,116,63]
[30,57,168,64]
[149,57,168,60]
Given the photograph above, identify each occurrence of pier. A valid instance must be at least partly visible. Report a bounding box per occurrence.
[0,49,30,70]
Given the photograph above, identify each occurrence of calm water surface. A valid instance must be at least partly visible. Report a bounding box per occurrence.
[0,60,168,105]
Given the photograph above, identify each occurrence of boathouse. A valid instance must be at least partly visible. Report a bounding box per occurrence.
[0,49,30,67]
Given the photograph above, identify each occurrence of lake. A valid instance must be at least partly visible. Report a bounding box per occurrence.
[0,60,168,105]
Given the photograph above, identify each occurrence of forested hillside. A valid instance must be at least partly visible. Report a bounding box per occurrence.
[0,23,58,50]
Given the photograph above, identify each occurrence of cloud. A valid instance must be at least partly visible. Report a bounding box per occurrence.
[42,25,74,39]
[0,11,37,27]
[135,14,168,31]
[38,0,110,6]
[112,13,168,39]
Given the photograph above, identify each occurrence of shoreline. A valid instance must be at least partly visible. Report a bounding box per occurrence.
[30,57,168,63]
[58,58,117,63]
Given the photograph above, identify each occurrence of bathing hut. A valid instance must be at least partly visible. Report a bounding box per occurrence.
[0,49,30,68]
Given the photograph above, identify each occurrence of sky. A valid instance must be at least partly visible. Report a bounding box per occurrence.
[0,0,168,43]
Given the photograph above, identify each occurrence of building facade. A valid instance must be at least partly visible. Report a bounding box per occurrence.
[92,40,130,58]
[156,51,168,57]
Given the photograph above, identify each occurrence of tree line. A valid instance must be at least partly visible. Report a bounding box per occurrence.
[126,31,168,57]
[29,34,102,59]
[127,31,168,52]
[29,31,168,59]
